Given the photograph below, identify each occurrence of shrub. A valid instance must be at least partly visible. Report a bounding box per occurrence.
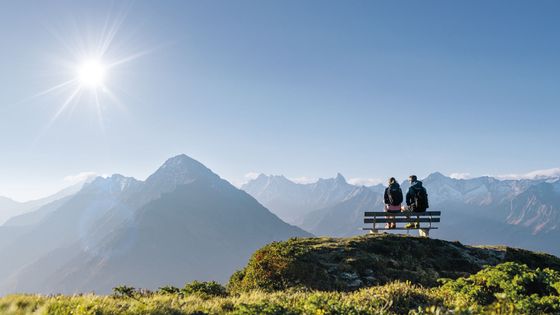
[232,302,295,315]
[227,270,245,294]
[182,280,228,297]
[158,285,181,295]
[227,238,325,293]
[112,285,137,298]
[438,262,560,314]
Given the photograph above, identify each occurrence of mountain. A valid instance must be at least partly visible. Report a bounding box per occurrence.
[0,180,89,226]
[0,174,141,284]
[507,181,560,234]
[416,172,543,207]
[242,172,560,256]
[241,173,355,224]
[0,155,310,294]
[0,197,24,225]
[3,196,74,227]
[300,186,383,236]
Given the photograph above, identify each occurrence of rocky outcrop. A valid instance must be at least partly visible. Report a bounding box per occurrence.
[229,234,560,292]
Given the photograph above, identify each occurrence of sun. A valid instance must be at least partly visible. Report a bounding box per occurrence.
[77,59,106,89]
[23,6,156,132]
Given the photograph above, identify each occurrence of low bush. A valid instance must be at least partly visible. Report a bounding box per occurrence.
[438,262,560,314]
[158,285,181,295]
[112,285,137,298]
[182,281,227,297]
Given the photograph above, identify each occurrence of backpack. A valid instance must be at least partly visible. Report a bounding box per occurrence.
[387,184,403,206]
[413,187,429,211]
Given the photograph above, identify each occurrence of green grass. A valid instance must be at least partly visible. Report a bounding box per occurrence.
[2,235,560,314]
[0,282,438,315]
[1,262,559,314]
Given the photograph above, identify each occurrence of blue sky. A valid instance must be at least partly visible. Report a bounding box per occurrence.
[1,0,559,200]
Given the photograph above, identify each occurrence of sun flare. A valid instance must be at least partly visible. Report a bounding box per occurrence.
[77,60,106,89]
[23,7,155,133]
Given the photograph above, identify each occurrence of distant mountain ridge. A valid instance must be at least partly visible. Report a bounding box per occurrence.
[0,155,310,294]
[242,171,560,256]
[0,180,89,225]
[242,173,356,224]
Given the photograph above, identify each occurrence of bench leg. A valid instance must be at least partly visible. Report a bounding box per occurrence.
[419,228,430,238]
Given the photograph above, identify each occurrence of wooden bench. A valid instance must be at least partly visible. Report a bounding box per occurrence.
[363,211,441,237]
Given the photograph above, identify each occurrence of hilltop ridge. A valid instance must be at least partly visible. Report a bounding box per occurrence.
[1,235,560,314]
[228,234,560,292]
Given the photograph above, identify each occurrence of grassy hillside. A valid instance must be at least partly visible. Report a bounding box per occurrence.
[229,234,560,292]
[1,235,559,314]
[2,262,559,314]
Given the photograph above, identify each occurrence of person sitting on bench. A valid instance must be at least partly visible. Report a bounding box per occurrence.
[383,177,403,229]
[405,175,429,228]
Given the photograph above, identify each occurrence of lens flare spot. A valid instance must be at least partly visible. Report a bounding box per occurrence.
[78,60,106,88]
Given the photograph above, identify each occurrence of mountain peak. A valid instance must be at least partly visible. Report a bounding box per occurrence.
[426,172,448,180]
[146,154,220,189]
[160,154,203,169]
[156,154,212,174]
[272,174,290,180]
[256,173,268,180]
[256,174,291,183]
[316,173,347,184]
[335,173,346,183]
[83,174,139,194]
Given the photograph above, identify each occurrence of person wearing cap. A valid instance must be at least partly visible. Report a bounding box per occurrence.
[405,175,429,228]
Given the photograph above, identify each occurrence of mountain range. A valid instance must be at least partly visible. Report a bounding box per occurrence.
[0,181,86,226]
[1,156,558,294]
[242,172,560,256]
[0,155,309,294]
[241,173,361,225]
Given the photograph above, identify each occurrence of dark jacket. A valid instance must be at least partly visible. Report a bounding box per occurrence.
[406,180,429,210]
[384,182,403,205]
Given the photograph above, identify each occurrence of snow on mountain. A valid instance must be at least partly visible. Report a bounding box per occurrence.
[496,167,560,181]
[507,181,560,234]
[552,179,560,193]
[0,174,142,289]
[367,183,386,194]
[145,154,221,188]
[419,172,545,206]
[85,174,141,194]
[0,155,310,294]
[243,170,560,256]
[241,172,355,224]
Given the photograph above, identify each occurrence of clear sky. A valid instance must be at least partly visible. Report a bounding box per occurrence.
[1,0,559,201]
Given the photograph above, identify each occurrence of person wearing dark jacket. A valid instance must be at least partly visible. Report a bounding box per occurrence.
[384,177,403,229]
[405,175,429,228]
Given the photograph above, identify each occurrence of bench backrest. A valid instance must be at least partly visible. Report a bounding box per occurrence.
[364,211,441,216]
[364,211,441,224]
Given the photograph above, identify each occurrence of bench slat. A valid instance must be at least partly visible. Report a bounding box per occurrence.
[364,211,441,216]
[363,227,439,231]
[364,218,441,224]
